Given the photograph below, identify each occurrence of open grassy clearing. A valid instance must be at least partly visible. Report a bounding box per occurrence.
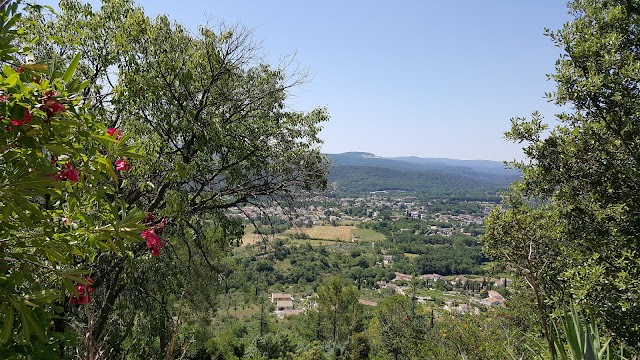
[241,224,286,246]
[217,304,261,319]
[352,227,386,241]
[241,232,272,246]
[275,259,292,272]
[242,225,387,246]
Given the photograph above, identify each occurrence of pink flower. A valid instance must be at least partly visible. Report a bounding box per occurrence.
[141,228,165,257]
[115,159,130,172]
[45,99,66,114]
[55,163,80,182]
[69,277,94,305]
[62,163,79,182]
[0,96,7,102]
[11,119,23,126]
[43,91,66,114]
[107,127,123,140]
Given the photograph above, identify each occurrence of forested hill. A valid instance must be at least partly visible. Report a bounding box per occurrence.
[326,152,520,196]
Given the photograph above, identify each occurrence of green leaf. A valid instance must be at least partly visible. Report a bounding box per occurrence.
[76,79,91,91]
[46,144,74,155]
[0,304,14,344]
[564,309,582,359]
[18,305,45,341]
[63,52,81,83]
[3,72,18,87]
[598,338,611,359]
[583,326,596,360]
[43,247,67,264]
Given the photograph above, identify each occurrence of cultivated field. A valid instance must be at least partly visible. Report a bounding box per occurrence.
[302,225,354,241]
[243,225,386,245]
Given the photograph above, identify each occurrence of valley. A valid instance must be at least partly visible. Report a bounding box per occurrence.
[205,155,522,358]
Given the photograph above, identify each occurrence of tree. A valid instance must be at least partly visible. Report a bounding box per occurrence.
[316,277,360,345]
[484,193,565,358]
[0,1,147,355]
[22,0,329,357]
[422,311,543,360]
[370,294,426,360]
[487,0,640,349]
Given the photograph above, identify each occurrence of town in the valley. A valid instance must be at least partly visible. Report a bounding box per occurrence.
[225,191,512,320]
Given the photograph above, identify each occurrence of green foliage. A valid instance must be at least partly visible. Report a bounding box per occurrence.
[297,342,328,360]
[486,0,640,352]
[249,331,298,360]
[369,294,427,360]
[552,305,612,360]
[484,193,566,356]
[316,277,360,344]
[0,0,146,351]
[421,310,544,360]
[17,0,329,357]
[410,243,486,275]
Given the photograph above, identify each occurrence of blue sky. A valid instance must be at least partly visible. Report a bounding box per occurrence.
[44,1,573,161]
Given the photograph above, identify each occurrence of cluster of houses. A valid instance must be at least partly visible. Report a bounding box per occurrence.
[433,213,484,225]
[375,272,509,314]
[229,194,493,234]
[269,271,510,318]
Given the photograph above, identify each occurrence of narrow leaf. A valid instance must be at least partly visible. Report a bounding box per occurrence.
[0,304,14,344]
[63,52,81,83]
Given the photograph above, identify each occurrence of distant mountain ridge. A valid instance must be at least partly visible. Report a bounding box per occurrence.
[387,156,518,177]
[325,152,520,196]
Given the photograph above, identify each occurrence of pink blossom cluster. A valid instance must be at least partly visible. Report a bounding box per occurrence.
[69,277,94,305]
[2,89,66,131]
[108,127,131,172]
[141,213,167,257]
[52,162,80,182]
[107,127,123,140]
[43,91,66,115]
[2,96,32,130]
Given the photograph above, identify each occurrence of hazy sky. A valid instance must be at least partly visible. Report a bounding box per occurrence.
[43,1,573,161]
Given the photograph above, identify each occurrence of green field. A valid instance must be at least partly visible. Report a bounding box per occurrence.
[217,304,261,319]
[352,228,386,241]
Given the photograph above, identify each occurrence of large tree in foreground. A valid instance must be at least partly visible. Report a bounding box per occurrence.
[486,0,640,349]
[0,1,150,356]
[21,0,329,357]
